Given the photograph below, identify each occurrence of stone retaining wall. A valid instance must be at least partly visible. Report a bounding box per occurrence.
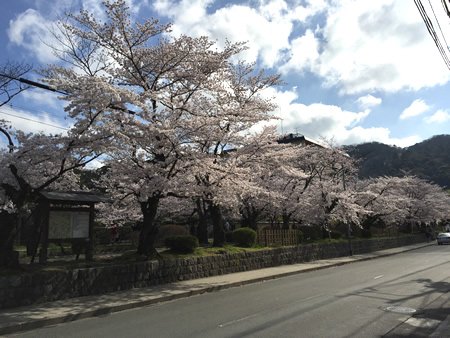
[0,235,426,309]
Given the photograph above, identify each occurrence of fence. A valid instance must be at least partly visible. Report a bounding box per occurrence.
[258,229,300,247]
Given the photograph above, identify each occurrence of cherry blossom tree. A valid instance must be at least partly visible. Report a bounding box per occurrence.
[274,144,359,232]
[396,176,450,227]
[0,127,103,267]
[351,177,409,231]
[350,175,450,234]
[237,140,311,230]
[0,61,104,268]
[41,0,283,255]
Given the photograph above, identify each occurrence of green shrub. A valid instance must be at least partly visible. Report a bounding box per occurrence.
[298,226,320,240]
[329,230,342,239]
[298,230,304,243]
[157,225,190,246]
[164,235,199,253]
[232,228,257,247]
[361,229,372,238]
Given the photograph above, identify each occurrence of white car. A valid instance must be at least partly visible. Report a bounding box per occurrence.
[437,233,450,245]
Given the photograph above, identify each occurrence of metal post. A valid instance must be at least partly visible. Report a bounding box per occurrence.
[39,201,49,264]
[86,203,95,260]
[347,224,353,256]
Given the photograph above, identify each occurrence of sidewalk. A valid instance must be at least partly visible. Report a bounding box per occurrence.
[0,242,442,336]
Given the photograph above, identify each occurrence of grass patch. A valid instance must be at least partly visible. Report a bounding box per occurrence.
[158,244,262,259]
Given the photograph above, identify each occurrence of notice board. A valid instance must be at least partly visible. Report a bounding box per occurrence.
[48,211,90,239]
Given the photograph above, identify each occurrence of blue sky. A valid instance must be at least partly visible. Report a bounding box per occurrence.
[1,0,449,150]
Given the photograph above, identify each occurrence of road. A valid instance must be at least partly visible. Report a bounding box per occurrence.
[10,245,450,337]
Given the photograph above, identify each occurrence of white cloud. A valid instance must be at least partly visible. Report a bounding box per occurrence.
[301,0,450,94]
[424,109,450,123]
[127,0,151,15]
[152,0,450,94]
[20,89,62,109]
[0,105,69,137]
[355,94,382,109]
[278,29,320,74]
[152,0,325,68]
[81,0,109,21]
[280,102,369,143]
[266,87,418,147]
[7,9,59,64]
[400,99,431,120]
[281,101,421,147]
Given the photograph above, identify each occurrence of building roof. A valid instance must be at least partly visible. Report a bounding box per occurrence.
[277,133,327,148]
[40,190,108,204]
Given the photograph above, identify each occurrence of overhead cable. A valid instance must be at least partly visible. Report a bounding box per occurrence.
[0,110,69,130]
[0,72,67,95]
[429,0,450,52]
[0,73,137,115]
[443,0,450,18]
[414,0,450,70]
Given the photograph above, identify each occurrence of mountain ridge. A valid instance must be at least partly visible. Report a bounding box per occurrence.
[346,134,450,189]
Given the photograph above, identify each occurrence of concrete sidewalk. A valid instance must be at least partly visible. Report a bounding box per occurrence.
[0,242,443,336]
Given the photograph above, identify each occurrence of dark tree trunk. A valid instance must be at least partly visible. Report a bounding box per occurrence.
[209,203,224,247]
[195,199,209,245]
[0,211,19,268]
[282,213,291,230]
[241,205,260,231]
[137,196,160,258]
[361,215,379,231]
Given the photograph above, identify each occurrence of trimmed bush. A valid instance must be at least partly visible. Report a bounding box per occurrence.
[164,235,199,253]
[329,230,342,239]
[157,225,190,246]
[232,228,257,247]
[298,226,320,240]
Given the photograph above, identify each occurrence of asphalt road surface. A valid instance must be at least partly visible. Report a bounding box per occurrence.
[10,245,450,338]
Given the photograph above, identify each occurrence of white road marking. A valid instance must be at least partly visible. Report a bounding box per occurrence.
[218,293,326,328]
[374,275,384,279]
[405,317,440,329]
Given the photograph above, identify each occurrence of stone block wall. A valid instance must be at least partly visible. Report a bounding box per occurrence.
[0,235,426,309]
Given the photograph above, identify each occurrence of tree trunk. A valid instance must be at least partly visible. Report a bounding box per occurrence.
[0,211,20,268]
[241,205,259,231]
[282,213,291,230]
[137,196,160,258]
[361,214,384,231]
[209,203,225,247]
[195,199,209,245]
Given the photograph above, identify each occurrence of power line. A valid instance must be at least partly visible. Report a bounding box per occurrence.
[8,102,67,121]
[0,73,137,116]
[442,0,450,18]
[414,0,450,70]
[0,72,67,95]
[0,110,69,131]
[428,0,450,52]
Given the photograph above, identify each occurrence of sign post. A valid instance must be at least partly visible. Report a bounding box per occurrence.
[38,191,107,264]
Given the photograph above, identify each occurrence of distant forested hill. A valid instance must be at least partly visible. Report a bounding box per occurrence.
[346,134,450,189]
